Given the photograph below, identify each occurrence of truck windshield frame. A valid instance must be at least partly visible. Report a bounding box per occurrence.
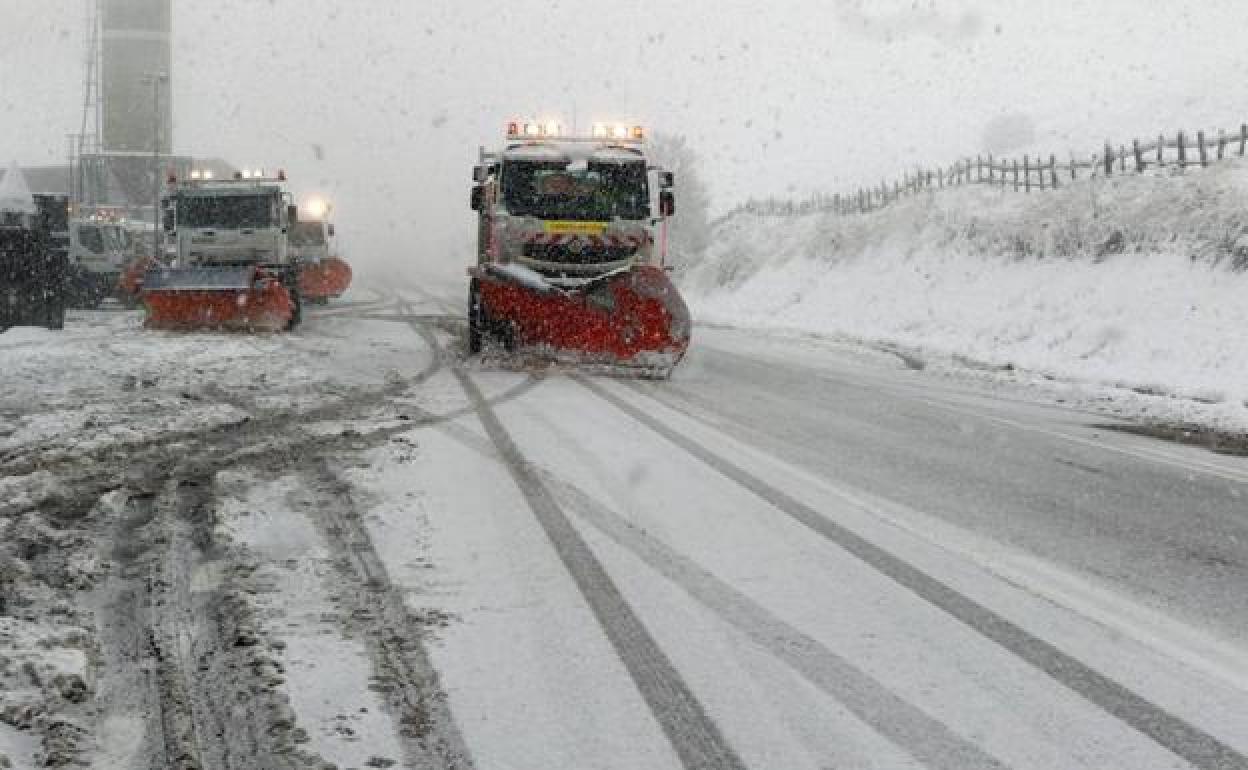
[177,194,277,229]
[501,159,650,221]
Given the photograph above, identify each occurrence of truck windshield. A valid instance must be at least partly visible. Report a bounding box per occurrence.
[502,160,649,221]
[288,222,327,248]
[77,225,105,254]
[178,195,275,229]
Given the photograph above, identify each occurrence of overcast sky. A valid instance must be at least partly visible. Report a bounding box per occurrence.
[4,0,1248,276]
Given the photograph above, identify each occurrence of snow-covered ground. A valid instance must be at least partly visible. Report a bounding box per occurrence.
[682,162,1248,433]
[3,280,1247,769]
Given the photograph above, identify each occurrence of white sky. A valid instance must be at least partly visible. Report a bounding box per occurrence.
[3,0,1248,274]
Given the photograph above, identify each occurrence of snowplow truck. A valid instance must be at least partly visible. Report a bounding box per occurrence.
[65,218,134,308]
[289,206,352,305]
[468,121,690,376]
[142,169,303,332]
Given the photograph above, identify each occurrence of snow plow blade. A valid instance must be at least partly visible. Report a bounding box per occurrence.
[299,256,353,301]
[473,264,691,376]
[141,266,296,332]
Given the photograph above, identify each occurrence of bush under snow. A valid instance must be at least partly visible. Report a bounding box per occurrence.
[682,161,1248,410]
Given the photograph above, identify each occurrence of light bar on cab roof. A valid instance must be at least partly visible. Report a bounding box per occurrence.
[506,119,645,142]
[508,120,565,139]
[591,123,645,141]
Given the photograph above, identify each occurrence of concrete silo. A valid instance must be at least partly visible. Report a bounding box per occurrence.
[101,0,172,155]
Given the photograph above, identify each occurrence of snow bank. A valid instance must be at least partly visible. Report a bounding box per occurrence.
[683,162,1248,413]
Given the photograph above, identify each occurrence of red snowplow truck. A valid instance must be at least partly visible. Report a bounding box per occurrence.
[468,121,690,377]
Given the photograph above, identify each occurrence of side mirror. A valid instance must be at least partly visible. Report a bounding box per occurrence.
[287,204,299,224]
[471,186,485,212]
[473,166,487,183]
[327,224,336,237]
[659,171,675,189]
[660,191,675,217]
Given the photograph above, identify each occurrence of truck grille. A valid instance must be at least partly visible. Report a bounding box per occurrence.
[523,242,637,265]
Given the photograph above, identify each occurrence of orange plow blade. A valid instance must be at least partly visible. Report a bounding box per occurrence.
[298,256,353,301]
[141,267,295,332]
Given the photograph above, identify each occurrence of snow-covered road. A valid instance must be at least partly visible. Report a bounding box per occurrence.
[2,285,1247,769]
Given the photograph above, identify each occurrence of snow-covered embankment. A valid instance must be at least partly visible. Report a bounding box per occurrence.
[682,162,1248,424]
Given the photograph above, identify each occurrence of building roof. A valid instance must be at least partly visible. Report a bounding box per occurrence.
[0,158,236,200]
[0,166,72,196]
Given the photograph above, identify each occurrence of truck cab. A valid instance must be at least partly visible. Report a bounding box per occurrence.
[164,171,297,270]
[288,219,333,265]
[71,220,130,275]
[472,122,676,286]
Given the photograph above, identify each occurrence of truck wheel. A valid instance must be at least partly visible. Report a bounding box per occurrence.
[287,289,303,331]
[500,322,517,353]
[468,281,484,354]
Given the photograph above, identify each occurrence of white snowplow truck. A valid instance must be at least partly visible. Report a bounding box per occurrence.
[67,218,132,307]
[141,168,304,331]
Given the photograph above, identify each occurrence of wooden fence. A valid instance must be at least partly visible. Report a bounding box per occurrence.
[735,123,1248,218]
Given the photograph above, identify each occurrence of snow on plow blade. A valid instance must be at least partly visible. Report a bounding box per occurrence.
[141,266,295,332]
[476,264,691,375]
[299,256,353,301]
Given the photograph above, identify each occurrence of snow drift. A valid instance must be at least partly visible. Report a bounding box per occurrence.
[682,161,1248,410]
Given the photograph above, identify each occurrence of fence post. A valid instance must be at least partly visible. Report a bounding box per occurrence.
[1177,131,1186,168]
[1241,124,1247,157]
[1198,131,1208,167]
[1102,142,1113,176]
[1013,159,1020,191]
[1024,155,1032,192]
[1133,139,1144,173]
[1158,134,1165,166]
[1050,155,1059,189]
[1218,129,1227,161]
[1070,152,1078,181]
[938,168,944,188]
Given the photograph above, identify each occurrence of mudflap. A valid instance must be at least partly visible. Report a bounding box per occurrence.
[141,266,295,332]
[474,265,691,372]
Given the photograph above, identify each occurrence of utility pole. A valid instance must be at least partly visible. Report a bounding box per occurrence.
[142,71,168,256]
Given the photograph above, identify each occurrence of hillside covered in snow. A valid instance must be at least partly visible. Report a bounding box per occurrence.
[682,161,1248,425]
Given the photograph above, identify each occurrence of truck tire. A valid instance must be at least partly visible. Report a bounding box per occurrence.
[468,280,484,354]
[287,288,303,331]
[281,267,303,331]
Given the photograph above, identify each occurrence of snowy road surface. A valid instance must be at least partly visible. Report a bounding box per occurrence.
[2,285,1247,769]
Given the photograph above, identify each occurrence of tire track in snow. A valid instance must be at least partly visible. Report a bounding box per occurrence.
[544,475,1008,770]
[299,460,475,770]
[452,367,749,770]
[366,375,1001,766]
[576,375,1248,770]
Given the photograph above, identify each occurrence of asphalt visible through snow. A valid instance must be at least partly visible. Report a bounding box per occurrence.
[2,285,1247,769]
